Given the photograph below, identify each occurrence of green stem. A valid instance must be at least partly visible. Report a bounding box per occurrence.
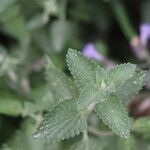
[110,0,137,41]
[83,130,89,150]
[59,0,67,20]
[88,126,114,137]
[83,130,88,141]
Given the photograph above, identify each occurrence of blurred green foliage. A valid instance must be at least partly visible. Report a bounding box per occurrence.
[0,0,150,150]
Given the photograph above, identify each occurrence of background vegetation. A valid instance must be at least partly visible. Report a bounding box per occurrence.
[0,0,150,149]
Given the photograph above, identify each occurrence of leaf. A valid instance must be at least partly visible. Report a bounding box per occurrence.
[69,138,104,150]
[117,135,137,150]
[66,49,146,139]
[0,4,28,41]
[76,65,115,110]
[95,94,131,138]
[133,117,150,136]
[1,119,62,150]
[116,70,147,102]
[23,86,55,116]
[107,63,137,87]
[66,48,97,91]
[50,20,73,52]
[0,0,16,13]
[76,82,114,110]
[33,100,87,143]
[45,56,77,100]
[0,55,18,76]
[0,97,23,116]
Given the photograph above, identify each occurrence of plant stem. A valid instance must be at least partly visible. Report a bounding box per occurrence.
[88,126,114,137]
[83,130,89,141]
[110,0,136,41]
[83,130,89,150]
[59,0,67,20]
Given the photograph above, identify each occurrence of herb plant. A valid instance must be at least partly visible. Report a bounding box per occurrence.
[0,0,150,150]
[33,49,146,148]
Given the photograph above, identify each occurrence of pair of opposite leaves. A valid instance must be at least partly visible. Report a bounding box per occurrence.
[33,49,146,143]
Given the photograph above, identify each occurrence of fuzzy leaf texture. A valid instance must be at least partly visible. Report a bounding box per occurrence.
[66,49,146,138]
[33,100,87,143]
[95,94,131,138]
[116,69,147,102]
[67,49,146,110]
[66,48,97,91]
[45,56,77,101]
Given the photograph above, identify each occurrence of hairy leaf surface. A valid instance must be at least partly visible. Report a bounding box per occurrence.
[66,48,97,91]
[45,56,77,100]
[95,94,131,138]
[33,100,87,143]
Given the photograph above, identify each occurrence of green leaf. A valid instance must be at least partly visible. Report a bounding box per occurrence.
[45,56,77,100]
[50,20,73,52]
[76,65,115,110]
[133,117,150,136]
[95,94,131,138]
[66,49,146,139]
[66,48,97,91]
[117,135,137,150]
[0,4,28,41]
[0,0,16,13]
[0,56,18,76]
[69,138,104,150]
[116,70,147,102]
[76,82,114,110]
[23,86,55,116]
[107,63,137,87]
[0,97,23,116]
[1,119,62,150]
[33,100,87,143]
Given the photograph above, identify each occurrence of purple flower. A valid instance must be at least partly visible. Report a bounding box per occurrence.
[130,24,150,60]
[130,36,149,60]
[82,43,114,69]
[140,23,150,47]
[82,43,105,62]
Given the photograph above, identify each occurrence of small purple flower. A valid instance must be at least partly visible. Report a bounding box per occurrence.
[82,43,105,62]
[140,23,150,47]
[130,23,150,60]
[82,43,114,69]
[130,36,149,60]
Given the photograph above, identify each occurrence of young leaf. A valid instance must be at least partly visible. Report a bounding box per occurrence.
[107,63,137,86]
[45,56,77,100]
[66,49,147,138]
[67,49,146,110]
[76,82,114,110]
[116,70,147,102]
[66,48,97,91]
[33,100,87,143]
[95,94,131,138]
